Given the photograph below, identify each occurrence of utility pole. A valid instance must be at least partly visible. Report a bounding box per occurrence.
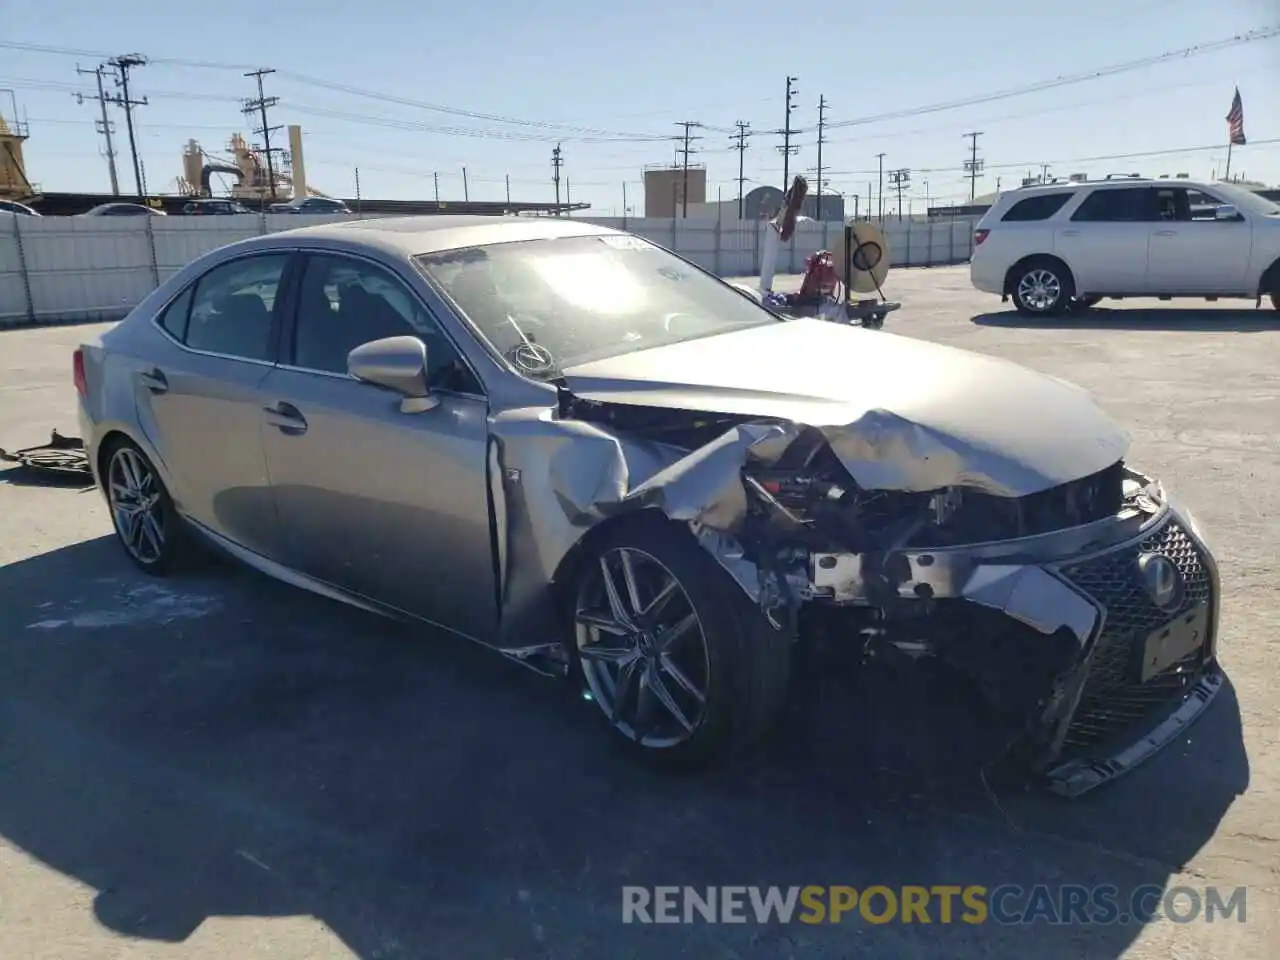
[243,68,281,202]
[104,54,148,197]
[889,168,911,221]
[551,143,563,216]
[674,121,703,218]
[815,95,828,221]
[462,166,469,201]
[776,76,799,192]
[354,167,361,216]
[622,181,628,217]
[505,174,511,208]
[75,64,120,195]
[875,152,886,220]
[433,171,439,204]
[730,121,750,219]
[962,130,984,201]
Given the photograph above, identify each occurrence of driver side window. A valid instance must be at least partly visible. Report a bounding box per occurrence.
[291,254,480,393]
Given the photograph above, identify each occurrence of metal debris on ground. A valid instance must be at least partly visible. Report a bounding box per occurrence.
[0,429,92,479]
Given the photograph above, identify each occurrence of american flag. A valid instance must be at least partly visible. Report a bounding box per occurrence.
[1226,88,1247,146]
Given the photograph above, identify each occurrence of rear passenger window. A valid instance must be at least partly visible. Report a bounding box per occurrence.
[1001,194,1071,221]
[157,285,194,341]
[1071,188,1156,223]
[184,254,288,362]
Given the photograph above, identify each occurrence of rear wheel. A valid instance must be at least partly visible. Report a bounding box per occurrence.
[570,519,792,768]
[1011,259,1074,317]
[103,438,196,575]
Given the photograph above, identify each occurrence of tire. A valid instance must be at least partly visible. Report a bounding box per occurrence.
[568,517,792,769]
[102,437,196,576]
[1270,292,1279,311]
[1010,259,1074,317]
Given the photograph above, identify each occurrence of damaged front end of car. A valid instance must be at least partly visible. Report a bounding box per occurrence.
[488,385,1222,798]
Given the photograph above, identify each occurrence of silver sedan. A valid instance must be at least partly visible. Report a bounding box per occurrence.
[75,215,1223,790]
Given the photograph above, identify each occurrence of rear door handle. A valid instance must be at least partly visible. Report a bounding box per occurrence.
[137,368,168,393]
[1154,230,1177,237]
[1061,229,1080,236]
[263,401,308,435]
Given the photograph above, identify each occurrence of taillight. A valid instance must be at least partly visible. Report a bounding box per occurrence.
[73,348,87,398]
[973,228,990,246]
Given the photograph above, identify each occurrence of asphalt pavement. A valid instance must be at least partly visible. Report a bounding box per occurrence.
[1,265,1277,959]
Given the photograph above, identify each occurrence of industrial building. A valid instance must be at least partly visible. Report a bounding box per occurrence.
[642,165,708,218]
[0,106,588,217]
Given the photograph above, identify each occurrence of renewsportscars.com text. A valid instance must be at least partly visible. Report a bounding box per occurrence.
[621,885,1247,925]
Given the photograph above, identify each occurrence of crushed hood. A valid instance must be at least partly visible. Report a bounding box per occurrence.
[560,318,1129,497]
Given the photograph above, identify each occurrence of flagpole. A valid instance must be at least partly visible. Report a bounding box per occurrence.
[1224,141,1233,182]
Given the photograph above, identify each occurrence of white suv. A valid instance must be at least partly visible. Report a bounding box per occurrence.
[969,178,1280,316]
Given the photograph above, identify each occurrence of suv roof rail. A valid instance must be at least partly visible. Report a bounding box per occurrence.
[1104,172,1143,180]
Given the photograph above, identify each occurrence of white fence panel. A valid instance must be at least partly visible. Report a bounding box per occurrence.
[0,213,979,326]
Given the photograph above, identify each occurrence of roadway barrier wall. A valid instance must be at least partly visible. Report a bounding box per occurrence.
[0,213,978,326]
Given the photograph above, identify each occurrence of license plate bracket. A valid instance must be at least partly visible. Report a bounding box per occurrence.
[1141,604,1208,682]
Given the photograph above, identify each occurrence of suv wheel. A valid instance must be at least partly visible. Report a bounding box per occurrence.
[1270,292,1279,311]
[1011,260,1074,316]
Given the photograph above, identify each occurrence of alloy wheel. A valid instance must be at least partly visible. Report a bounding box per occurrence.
[1017,269,1062,312]
[107,446,166,565]
[574,546,711,749]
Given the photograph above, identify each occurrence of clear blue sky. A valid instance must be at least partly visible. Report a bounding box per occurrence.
[2,0,1277,214]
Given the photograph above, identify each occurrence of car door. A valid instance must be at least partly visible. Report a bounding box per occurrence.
[259,250,498,639]
[1146,186,1254,294]
[1054,187,1157,295]
[134,251,292,559]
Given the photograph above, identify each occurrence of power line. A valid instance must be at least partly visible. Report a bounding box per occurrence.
[823,26,1280,130]
[674,121,703,218]
[962,131,984,201]
[875,152,886,220]
[774,76,799,192]
[888,168,911,221]
[730,121,751,219]
[815,95,828,220]
[2,27,1276,144]
[552,143,563,215]
[243,67,282,201]
[103,54,147,196]
[73,64,119,195]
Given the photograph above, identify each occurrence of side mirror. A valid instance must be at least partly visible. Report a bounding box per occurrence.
[1214,204,1240,221]
[348,336,438,412]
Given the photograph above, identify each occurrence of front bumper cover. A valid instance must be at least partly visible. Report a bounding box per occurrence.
[806,495,1222,797]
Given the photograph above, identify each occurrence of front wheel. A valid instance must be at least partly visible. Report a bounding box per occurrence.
[1011,261,1074,316]
[569,519,792,768]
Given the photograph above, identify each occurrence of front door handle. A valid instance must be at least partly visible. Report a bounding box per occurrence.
[263,401,308,435]
[1154,229,1177,237]
[1060,229,1080,236]
[137,368,168,393]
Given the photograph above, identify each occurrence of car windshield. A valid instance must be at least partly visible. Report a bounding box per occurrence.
[414,234,778,377]
[1209,182,1280,216]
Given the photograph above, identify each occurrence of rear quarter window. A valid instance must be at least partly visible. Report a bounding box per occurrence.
[1001,193,1072,221]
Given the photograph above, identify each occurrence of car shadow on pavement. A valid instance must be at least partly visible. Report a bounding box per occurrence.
[0,464,96,490]
[0,536,1250,959]
[972,307,1280,332]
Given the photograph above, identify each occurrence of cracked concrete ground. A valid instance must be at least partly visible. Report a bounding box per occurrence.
[1,265,1277,959]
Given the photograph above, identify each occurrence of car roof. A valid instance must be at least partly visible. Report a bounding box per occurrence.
[247,214,621,257]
